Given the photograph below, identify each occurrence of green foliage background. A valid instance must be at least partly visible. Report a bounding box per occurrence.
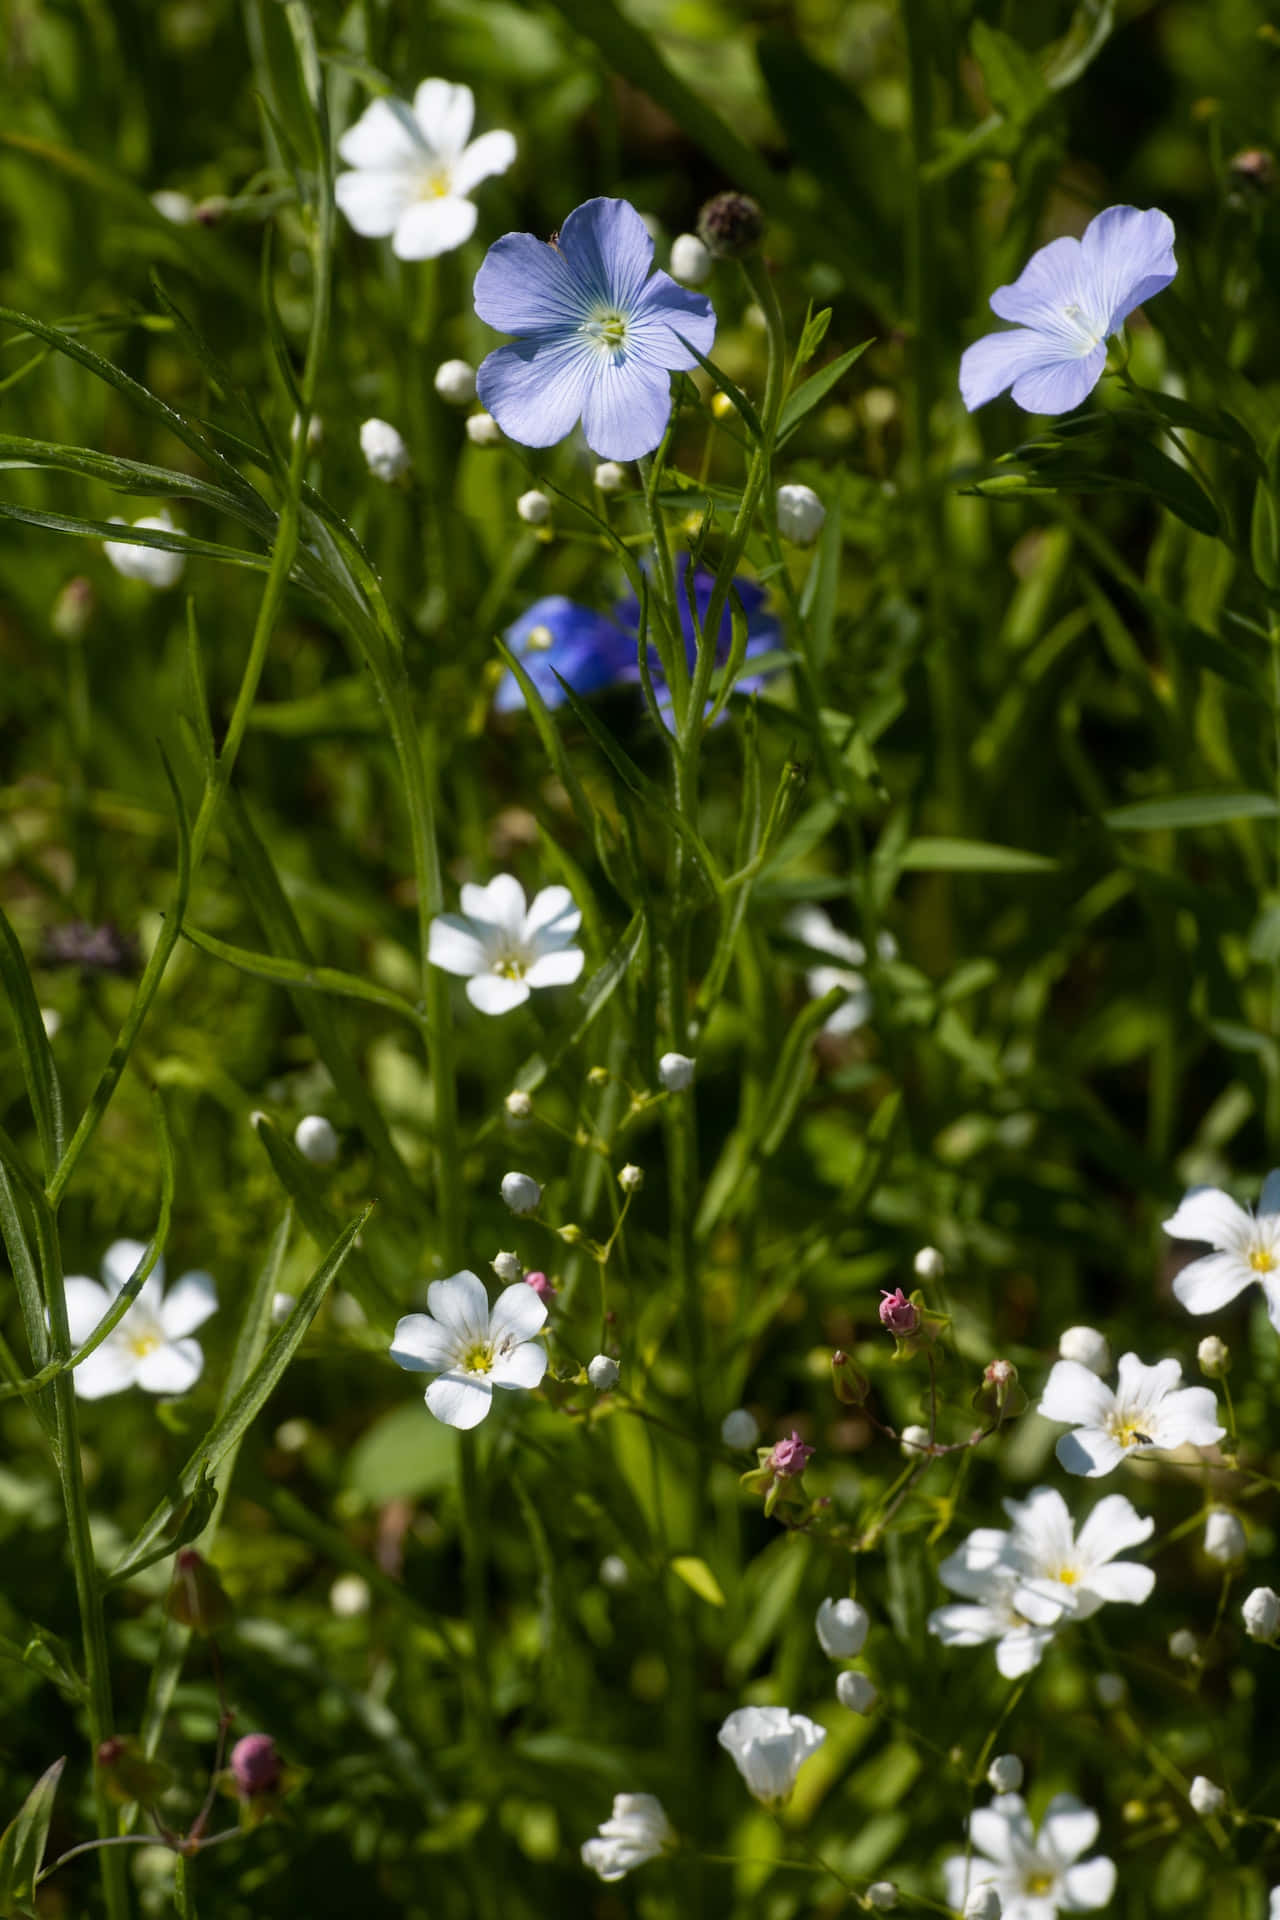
[3,0,1280,1914]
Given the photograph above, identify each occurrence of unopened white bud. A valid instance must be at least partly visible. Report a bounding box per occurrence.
[593,461,628,493]
[669,232,713,286]
[1057,1325,1111,1375]
[835,1670,877,1714]
[1204,1508,1246,1565]
[899,1423,932,1456]
[1188,1775,1225,1816]
[501,1171,542,1215]
[1094,1672,1126,1707]
[587,1353,620,1391]
[329,1573,371,1617]
[618,1163,644,1193]
[40,1008,61,1040]
[866,1885,897,1911]
[1243,1585,1280,1641]
[516,489,552,527]
[815,1596,869,1660]
[505,1089,533,1119]
[270,1292,294,1326]
[492,1250,523,1284]
[964,1891,1003,1920]
[986,1754,1023,1794]
[720,1408,759,1450]
[598,1553,629,1589]
[434,358,477,405]
[360,417,410,482]
[1169,1628,1198,1661]
[1197,1334,1230,1377]
[658,1052,695,1092]
[913,1245,945,1281]
[294,1114,339,1165]
[275,1417,311,1453]
[152,189,196,225]
[776,482,825,547]
[291,412,324,451]
[465,410,503,447]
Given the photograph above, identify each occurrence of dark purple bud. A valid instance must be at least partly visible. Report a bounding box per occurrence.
[230,1733,280,1798]
[524,1270,555,1303]
[769,1430,814,1478]
[697,191,764,260]
[879,1288,920,1336]
[40,920,140,976]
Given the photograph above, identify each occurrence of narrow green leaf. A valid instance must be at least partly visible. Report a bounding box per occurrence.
[106,1205,372,1588]
[674,335,762,441]
[897,837,1057,873]
[0,1757,64,1910]
[0,430,273,534]
[1104,793,1280,831]
[0,908,64,1175]
[1126,439,1220,537]
[970,20,1049,120]
[0,500,267,573]
[182,920,427,1031]
[669,1556,726,1607]
[778,340,874,446]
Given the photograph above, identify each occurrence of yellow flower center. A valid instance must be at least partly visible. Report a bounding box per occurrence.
[1249,1245,1276,1272]
[128,1330,161,1359]
[1026,1871,1055,1894]
[584,308,630,354]
[1110,1415,1154,1450]
[1055,1567,1079,1586]
[417,165,452,200]
[492,953,527,980]
[462,1342,494,1374]
[526,624,554,653]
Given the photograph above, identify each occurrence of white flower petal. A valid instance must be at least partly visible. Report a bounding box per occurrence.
[466,973,531,1015]
[334,168,419,239]
[426,1369,492,1428]
[522,884,581,942]
[487,1281,547,1346]
[426,1272,490,1346]
[64,1276,113,1345]
[337,97,423,172]
[160,1270,217,1339]
[1055,1428,1126,1477]
[102,1238,163,1295]
[136,1338,203,1396]
[1082,1561,1155,1606]
[1148,1385,1223,1449]
[489,1341,547,1390]
[393,195,478,261]
[72,1341,138,1400]
[460,875,527,931]
[428,916,491,978]
[1162,1186,1254,1250]
[970,1798,1034,1866]
[412,79,474,158]
[452,128,517,196]
[390,1312,459,1374]
[1060,1855,1117,1909]
[1075,1492,1155,1568]
[928,1602,1005,1647]
[1038,1359,1115,1428]
[1038,1795,1098,1867]
[994,1626,1055,1677]
[1172,1249,1257,1316]
[522,948,585,989]
[1259,1168,1280,1216]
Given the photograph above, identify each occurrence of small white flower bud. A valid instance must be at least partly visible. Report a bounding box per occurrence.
[1094,1672,1127,1707]
[866,1886,897,1912]
[465,410,503,447]
[516,489,552,527]
[329,1573,371,1618]
[293,1114,339,1165]
[776,482,825,547]
[492,1250,523,1284]
[815,1597,869,1660]
[593,460,628,493]
[1057,1325,1111,1375]
[1204,1508,1246,1565]
[598,1553,629,1589]
[274,1417,311,1453]
[835,1670,877,1714]
[964,1891,1003,1920]
[986,1754,1023,1794]
[588,1353,620,1391]
[40,1008,61,1040]
[913,1245,945,1281]
[1188,1775,1225,1816]
[152,189,196,225]
[658,1051,695,1092]
[720,1408,759,1450]
[618,1163,644,1193]
[899,1423,932,1456]
[1169,1628,1198,1661]
[1197,1334,1231,1377]
[270,1292,294,1326]
[501,1171,542,1216]
[434,358,477,405]
[359,417,410,482]
[1243,1585,1280,1641]
[505,1089,533,1119]
[669,232,714,286]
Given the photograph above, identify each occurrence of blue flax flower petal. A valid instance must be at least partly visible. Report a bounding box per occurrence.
[474,197,716,460]
[495,597,632,713]
[960,205,1176,416]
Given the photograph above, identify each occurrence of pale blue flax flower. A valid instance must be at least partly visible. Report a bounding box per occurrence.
[474,197,716,460]
[960,205,1176,415]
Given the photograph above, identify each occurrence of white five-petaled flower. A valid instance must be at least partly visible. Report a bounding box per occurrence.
[580,1793,673,1882]
[944,1794,1115,1920]
[1163,1174,1280,1332]
[1038,1352,1224,1477]
[716,1706,826,1807]
[928,1549,1064,1680]
[65,1238,217,1400]
[428,875,584,1015]
[783,904,896,1035]
[102,511,186,589]
[336,80,515,261]
[390,1270,547,1429]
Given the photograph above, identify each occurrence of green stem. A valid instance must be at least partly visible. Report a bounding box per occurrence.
[457,1431,493,1746]
[174,1852,196,1919]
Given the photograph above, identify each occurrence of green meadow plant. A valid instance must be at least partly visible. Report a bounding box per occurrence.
[4,1,1280,1916]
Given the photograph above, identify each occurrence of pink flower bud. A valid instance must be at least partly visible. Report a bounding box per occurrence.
[878,1288,919,1336]
[230,1733,280,1798]
[769,1431,814,1478]
[984,1358,1017,1390]
[524,1270,555,1303]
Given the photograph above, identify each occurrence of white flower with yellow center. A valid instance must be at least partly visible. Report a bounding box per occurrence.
[1038,1352,1223,1477]
[335,80,515,261]
[64,1238,217,1400]
[998,1486,1156,1621]
[390,1270,547,1429]
[428,875,584,1015]
[1163,1175,1280,1331]
[944,1794,1115,1920]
